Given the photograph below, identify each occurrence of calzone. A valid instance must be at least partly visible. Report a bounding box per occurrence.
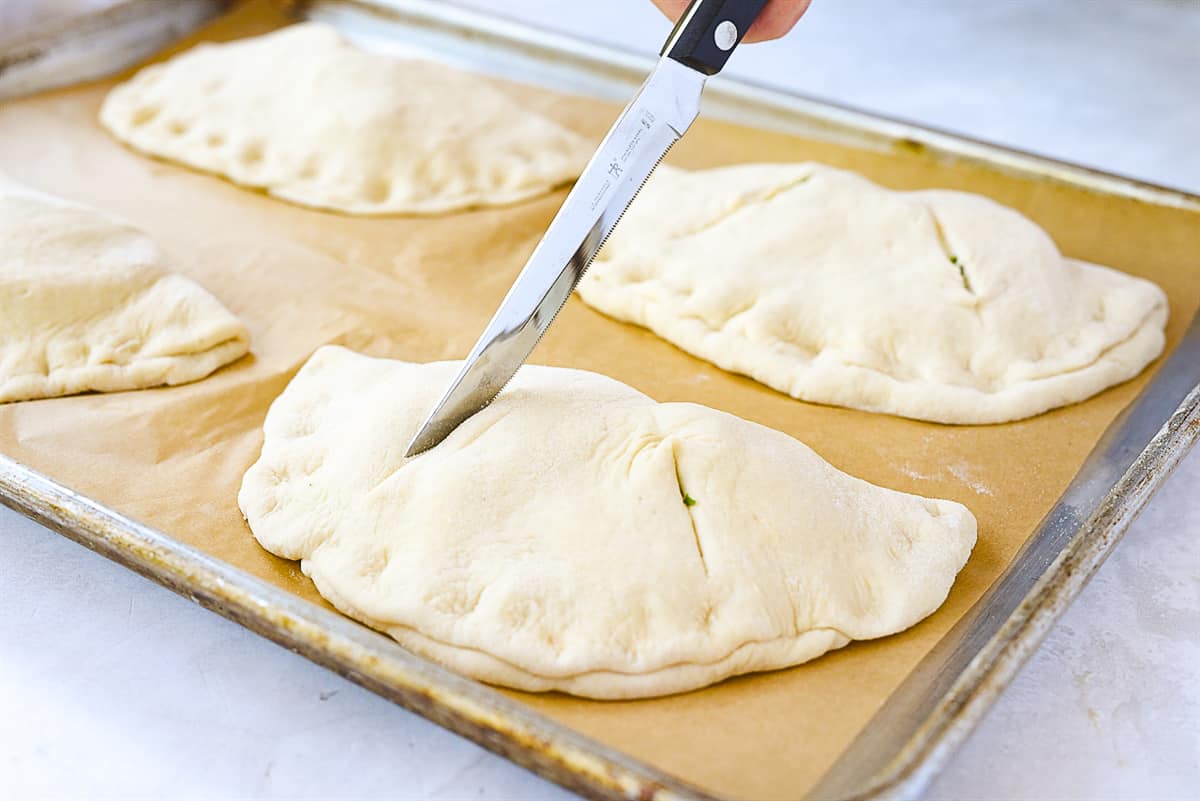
[0,175,248,403]
[100,24,591,215]
[240,346,976,699]
[578,163,1168,423]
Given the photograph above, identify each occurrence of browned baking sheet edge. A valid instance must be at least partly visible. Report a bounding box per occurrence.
[2,2,1199,799]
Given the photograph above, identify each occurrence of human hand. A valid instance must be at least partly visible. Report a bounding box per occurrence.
[649,0,812,43]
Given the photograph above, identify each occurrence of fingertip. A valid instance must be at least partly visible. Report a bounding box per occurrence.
[744,0,812,42]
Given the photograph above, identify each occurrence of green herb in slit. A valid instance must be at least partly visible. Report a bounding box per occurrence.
[682,493,697,507]
[950,254,973,292]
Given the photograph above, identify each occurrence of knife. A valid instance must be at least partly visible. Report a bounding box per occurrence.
[406,0,768,456]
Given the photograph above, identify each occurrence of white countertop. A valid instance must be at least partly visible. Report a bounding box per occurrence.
[3,1,1198,798]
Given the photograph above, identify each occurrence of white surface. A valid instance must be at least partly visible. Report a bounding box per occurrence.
[3,1,1199,798]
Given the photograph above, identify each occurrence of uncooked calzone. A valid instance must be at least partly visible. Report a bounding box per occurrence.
[240,346,976,699]
[99,24,591,215]
[0,175,248,403]
[578,163,1168,423]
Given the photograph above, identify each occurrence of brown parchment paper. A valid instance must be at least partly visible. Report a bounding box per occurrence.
[2,3,1198,799]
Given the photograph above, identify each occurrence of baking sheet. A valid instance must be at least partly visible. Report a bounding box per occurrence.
[1,2,1198,799]
[0,0,229,101]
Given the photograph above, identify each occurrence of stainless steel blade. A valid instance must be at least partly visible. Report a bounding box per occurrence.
[405,57,706,456]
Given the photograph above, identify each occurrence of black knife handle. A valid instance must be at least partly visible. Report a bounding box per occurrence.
[661,0,770,75]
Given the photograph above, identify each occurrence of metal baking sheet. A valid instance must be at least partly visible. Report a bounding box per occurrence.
[0,0,229,101]
[1,1,1197,799]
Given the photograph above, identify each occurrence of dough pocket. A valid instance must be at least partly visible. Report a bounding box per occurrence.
[0,174,249,403]
[578,162,1168,423]
[99,24,592,215]
[240,346,976,699]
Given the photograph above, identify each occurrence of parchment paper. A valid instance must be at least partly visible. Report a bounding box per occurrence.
[1,3,1197,799]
